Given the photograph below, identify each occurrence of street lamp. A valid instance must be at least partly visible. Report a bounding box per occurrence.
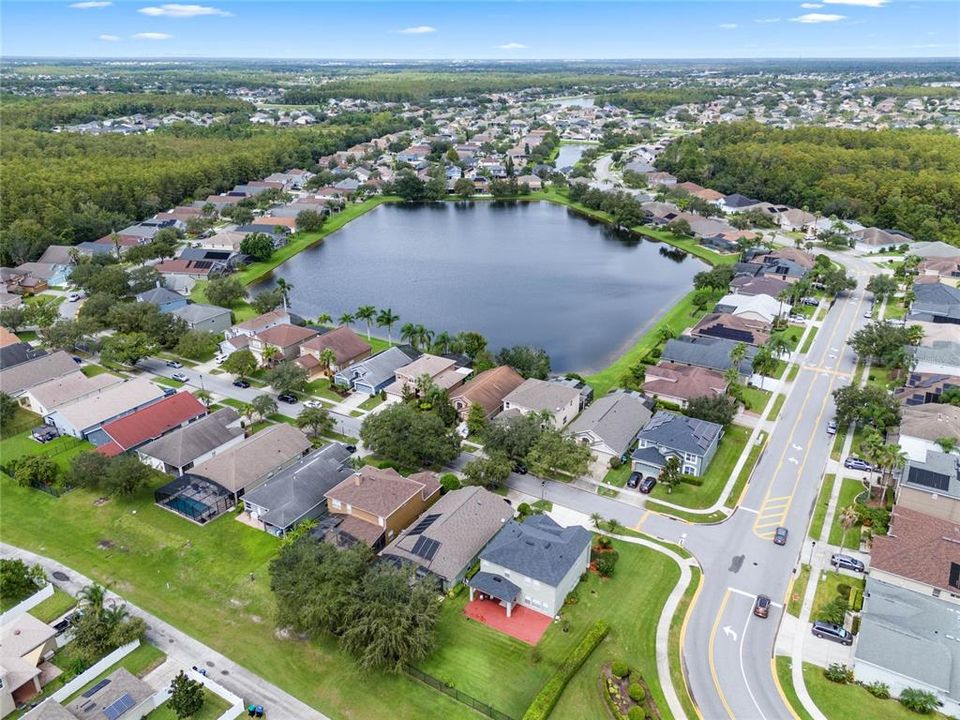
[808,539,816,567]
[540,480,545,500]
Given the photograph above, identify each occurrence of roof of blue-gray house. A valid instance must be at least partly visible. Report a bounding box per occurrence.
[136,287,186,306]
[635,410,723,457]
[910,281,960,322]
[661,336,756,375]
[336,345,420,388]
[480,514,591,586]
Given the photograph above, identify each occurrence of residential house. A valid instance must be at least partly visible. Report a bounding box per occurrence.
[297,325,372,377]
[778,208,816,232]
[23,668,155,720]
[0,351,76,399]
[660,336,757,380]
[631,410,724,478]
[0,326,20,348]
[502,378,582,429]
[170,303,233,334]
[896,404,960,462]
[450,365,525,420]
[0,343,45,370]
[248,324,318,365]
[135,286,188,313]
[382,486,513,590]
[22,370,122,415]
[243,443,354,536]
[384,353,471,400]
[333,345,420,395]
[324,465,441,550]
[467,515,591,618]
[729,275,792,298]
[137,407,244,475]
[691,312,771,347]
[908,281,960,325]
[909,241,960,260]
[895,373,960,406]
[550,376,594,410]
[715,293,789,324]
[0,613,57,715]
[909,341,960,376]
[720,193,763,214]
[95,391,207,457]
[897,451,960,523]
[854,579,960,718]
[642,362,728,408]
[44,377,166,440]
[221,309,292,355]
[852,227,910,251]
[35,245,77,286]
[567,390,652,464]
[918,257,960,285]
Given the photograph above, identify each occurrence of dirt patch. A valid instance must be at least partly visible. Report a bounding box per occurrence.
[97,539,114,550]
[93,497,110,506]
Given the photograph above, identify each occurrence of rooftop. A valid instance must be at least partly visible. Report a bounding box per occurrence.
[479,514,591,586]
[325,465,440,519]
[567,390,652,457]
[137,407,241,469]
[503,377,581,414]
[871,506,960,594]
[636,409,724,456]
[99,391,207,453]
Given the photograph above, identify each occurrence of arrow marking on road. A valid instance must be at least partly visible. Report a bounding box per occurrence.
[722,625,738,642]
[788,457,799,465]
[792,444,803,451]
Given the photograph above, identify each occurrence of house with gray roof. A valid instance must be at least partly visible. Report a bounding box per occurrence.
[567,390,652,463]
[243,443,353,536]
[854,579,960,718]
[0,351,78,398]
[909,341,960,376]
[631,410,723,478]
[382,486,512,590]
[333,345,420,395]
[909,241,960,260]
[468,514,591,618]
[137,407,243,475]
[660,336,756,380]
[908,281,960,325]
[171,303,233,334]
[135,286,187,313]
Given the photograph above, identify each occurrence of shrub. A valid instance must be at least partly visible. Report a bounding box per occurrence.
[596,551,620,578]
[899,688,939,714]
[679,474,704,487]
[627,708,645,720]
[866,681,890,699]
[522,620,609,720]
[824,663,853,684]
[597,536,613,549]
[816,597,848,625]
[628,682,645,702]
[611,660,629,678]
[439,473,461,493]
[564,589,579,606]
[517,502,532,519]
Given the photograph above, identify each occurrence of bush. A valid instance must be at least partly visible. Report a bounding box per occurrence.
[439,473,461,493]
[866,681,890,699]
[609,456,622,469]
[611,660,629,678]
[824,663,853,684]
[596,551,619,578]
[899,688,939,714]
[627,708,645,720]
[628,682,645,702]
[679,474,704,487]
[816,597,848,625]
[522,621,609,720]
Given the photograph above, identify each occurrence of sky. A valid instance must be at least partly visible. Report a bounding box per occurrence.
[1,1,958,60]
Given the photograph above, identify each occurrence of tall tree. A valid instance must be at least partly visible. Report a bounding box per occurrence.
[657,456,683,494]
[376,308,399,344]
[354,305,377,341]
[167,671,205,720]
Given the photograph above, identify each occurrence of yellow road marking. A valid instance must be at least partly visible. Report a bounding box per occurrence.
[633,511,650,531]
[707,589,736,719]
[770,657,804,720]
[680,568,706,720]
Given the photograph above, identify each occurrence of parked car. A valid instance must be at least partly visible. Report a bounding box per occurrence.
[864,308,873,319]
[215,353,227,364]
[843,457,873,472]
[626,471,641,489]
[161,387,177,397]
[826,419,837,435]
[638,476,657,494]
[831,553,865,573]
[801,297,819,307]
[513,461,528,475]
[67,292,82,302]
[72,356,83,364]
[811,620,853,646]
[277,392,297,404]
[303,399,324,409]
[165,360,183,369]
[232,378,250,389]
[344,445,357,454]
[753,595,771,618]
[774,527,789,546]
[171,372,189,383]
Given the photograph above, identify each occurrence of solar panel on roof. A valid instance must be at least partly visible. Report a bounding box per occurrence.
[191,260,213,270]
[410,536,440,561]
[103,693,136,720]
[82,679,110,698]
[408,513,441,536]
[907,467,950,492]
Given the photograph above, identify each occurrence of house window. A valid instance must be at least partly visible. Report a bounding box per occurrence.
[683,465,696,475]
[684,453,697,462]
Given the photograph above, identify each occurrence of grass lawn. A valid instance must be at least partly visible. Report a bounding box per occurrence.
[152,376,184,389]
[358,394,385,411]
[17,330,38,343]
[220,397,249,412]
[809,474,836,540]
[883,300,907,320]
[649,425,751,509]
[80,364,113,378]
[304,377,345,402]
[800,327,819,354]
[0,430,91,474]
[786,565,811,617]
[827,477,867,546]
[774,657,815,720]
[603,462,632,488]
[786,363,800,382]
[147,688,232,720]
[0,476,476,720]
[723,430,766,510]
[645,503,727,524]
[866,366,901,392]
[803,662,953,720]
[773,325,804,351]
[811,570,864,621]
[29,587,76,623]
[0,406,43,437]
[765,358,788,379]
[768,393,787,420]
[740,385,772,414]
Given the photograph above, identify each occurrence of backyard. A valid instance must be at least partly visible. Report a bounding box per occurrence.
[146,687,232,720]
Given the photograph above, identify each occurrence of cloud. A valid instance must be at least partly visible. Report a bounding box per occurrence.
[138,4,232,18]
[70,1,112,8]
[498,42,527,49]
[98,34,120,41]
[719,23,738,29]
[792,12,846,22]
[823,0,889,5]
[398,25,436,34]
[132,32,173,39]
[755,17,781,23]
[800,3,824,7]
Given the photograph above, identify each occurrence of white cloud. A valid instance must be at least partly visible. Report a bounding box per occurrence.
[138,4,231,18]
[98,34,120,41]
[800,3,824,7]
[398,25,436,34]
[755,18,781,23]
[132,32,173,40]
[823,0,889,6]
[498,42,527,49]
[719,23,738,29]
[792,12,846,22]
[70,1,112,8]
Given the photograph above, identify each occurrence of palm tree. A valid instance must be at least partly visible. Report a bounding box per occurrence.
[590,512,604,528]
[316,313,332,327]
[338,312,354,328]
[768,335,790,358]
[838,505,861,556]
[936,436,958,454]
[376,308,399,345]
[607,518,623,535]
[318,348,337,376]
[751,345,774,389]
[79,583,108,618]
[432,331,453,355]
[260,345,279,367]
[275,278,294,305]
[195,389,213,407]
[729,342,748,375]
[878,444,906,489]
[416,324,433,350]
[400,322,419,348]
[354,305,377,341]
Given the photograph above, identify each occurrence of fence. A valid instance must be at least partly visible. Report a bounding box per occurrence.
[0,583,54,624]
[405,666,514,720]
[50,640,141,702]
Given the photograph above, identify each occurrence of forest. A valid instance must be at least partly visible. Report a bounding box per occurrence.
[0,108,407,264]
[655,121,960,243]
[595,88,726,114]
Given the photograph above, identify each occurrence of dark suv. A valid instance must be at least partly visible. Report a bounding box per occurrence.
[626,472,642,489]
[773,527,789,546]
[831,553,865,573]
[638,477,657,494]
[812,621,853,646]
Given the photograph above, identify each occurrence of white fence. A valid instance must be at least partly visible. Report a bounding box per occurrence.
[49,639,141,702]
[148,669,244,720]
[0,583,53,624]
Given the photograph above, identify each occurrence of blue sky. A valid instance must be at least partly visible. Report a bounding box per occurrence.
[2,1,957,59]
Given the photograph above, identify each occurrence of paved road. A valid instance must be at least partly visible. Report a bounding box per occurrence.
[1,543,327,720]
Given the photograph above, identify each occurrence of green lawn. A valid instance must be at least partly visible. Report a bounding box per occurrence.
[29,587,76,623]
[152,376,184,389]
[811,570,864,621]
[867,366,900,392]
[603,462,632,488]
[827,477,867,546]
[147,688,232,720]
[740,385,772,414]
[80,364,113,378]
[786,363,800,382]
[0,430,91,474]
[773,325,804,351]
[304,377,345,402]
[800,327,819,354]
[883,300,907,320]
[358,394,385,411]
[787,565,811,618]
[768,393,787,420]
[723,430,766,510]
[649,424,751,509]
[774,657,816,720]
[809,474,836,540]
[0,475,476,720]
[645,503,727,524]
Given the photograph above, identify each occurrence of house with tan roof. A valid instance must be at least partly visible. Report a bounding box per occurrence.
[44,377,166,440]
[22,370,122,415]
[298,325,371,377]
[642,362,728,408]
[691,312,771,347]
[0,351,78,399]
[248,323,318,365]
[450,366,525,420]
[567,390,652,463]
[0,612,57,715]
[502,378,581,429]
[384,353,471,400]
[324,465,441,550]
[896,403,960,462]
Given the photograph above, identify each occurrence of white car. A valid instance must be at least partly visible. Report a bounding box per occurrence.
[67,292,82,302]
[171,372,189,383]
[214,354,227,364]
[303,400,324,409]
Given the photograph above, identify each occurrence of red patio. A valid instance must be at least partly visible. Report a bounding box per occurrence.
[463,597,552,646]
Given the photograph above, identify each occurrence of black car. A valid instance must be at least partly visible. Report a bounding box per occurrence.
[774,527,789,546]
[843,456,873,472]
[831,553,865,573]
[753,595,771,618]
[344,445,357,454]
[811,620,853,646]
[513,461,528,475]
[638,476,657,494]
[233,378,250,389]
[277,392,297,404]
[626,471,642,489]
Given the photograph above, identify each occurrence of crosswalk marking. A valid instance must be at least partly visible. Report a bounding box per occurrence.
[753,495,792,538]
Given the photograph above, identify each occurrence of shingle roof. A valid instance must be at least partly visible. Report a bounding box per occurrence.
[28,370,122,410]
[480,514,591,586]
[50,377,166,432]
[567,390,652,457]
[910,281,960,321]
[899,403,960,442]
[255,323,317,348]
[137,407,241,468]
[452,366,526,417]
[0,351,77,395]
[300,325,371,365]
[325,465,440,518]
[136,287,185,305]
[503,378,581,415]
[692,312,771,347]
[871,506,960,594]
[902,451,960,499]
[99,392,206,452]
[469,571,520,603]
[909,241,960,259]
[642,362,727,403]
[231,309,290,333]
[338,345,420,388]
[636,410,723,456]
[172,303,231,324]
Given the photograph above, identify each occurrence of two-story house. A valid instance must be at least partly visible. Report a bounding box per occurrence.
[631,410,724,478]
[247,324,318,365]
[297,325,371,377]
[383,353,472,400]
[501,378,581,429]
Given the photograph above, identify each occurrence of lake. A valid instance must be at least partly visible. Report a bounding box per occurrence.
[255,202,702,373]
[554,142,594,169]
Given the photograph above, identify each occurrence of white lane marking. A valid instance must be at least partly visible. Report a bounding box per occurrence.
[739,610,769,720]
[739,507,759,514]
[728,587,756,600]
[788,457,799,465]
[723,625,739,642]
[792,444,803,451]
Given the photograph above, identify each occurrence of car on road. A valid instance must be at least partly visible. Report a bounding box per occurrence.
[831,553,866,573]
[843,456,873,472]
[171,372,189,383]
[826,419,837,435]
[864,309,873,319]
[303,399,324,409]
[277,392,297,404]
[513,461,528,475]
[626,471,641,489]
[344,444,357,453]
[753,595,771,618]
[165,360,183,369]
[774,527,789,545]
[67,292,82,302]
[72,356,83,364]
[811,620,853,646]
[639,476,657,494]
[232,378,250,389]
[215,354,227,364]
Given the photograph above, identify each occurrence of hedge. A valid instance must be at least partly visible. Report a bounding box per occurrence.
[522,620,610,720]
